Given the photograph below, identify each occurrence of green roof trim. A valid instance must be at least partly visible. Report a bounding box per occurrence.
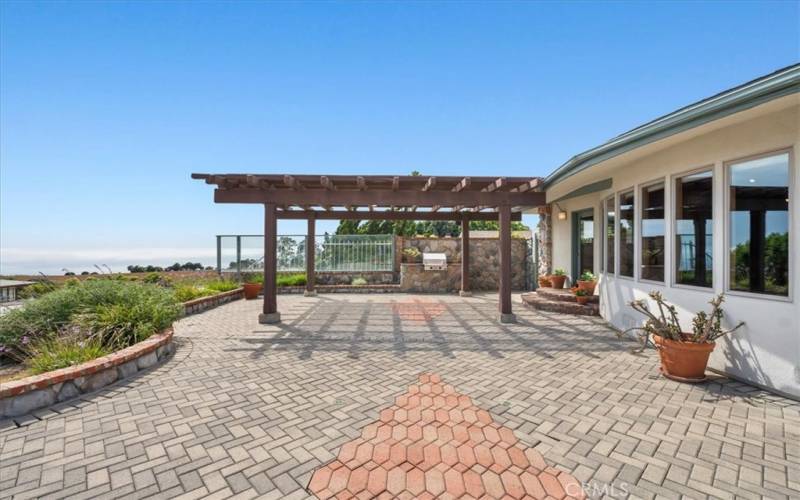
[551,178,613,203]
[544,63,800,188]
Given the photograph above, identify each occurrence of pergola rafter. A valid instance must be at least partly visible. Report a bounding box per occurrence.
[192,172,545,324]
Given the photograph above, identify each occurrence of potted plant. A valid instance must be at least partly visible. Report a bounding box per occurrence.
[538,275,551,288]
[574,288,591,305]
[577,271,596,294]
[623,292,744,382]
[549,268,567,289]
[243,275,262,300]
[402,247,421,263]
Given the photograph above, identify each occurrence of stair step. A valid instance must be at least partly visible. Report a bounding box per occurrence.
[521,292,600,316]
[535,287,599,304]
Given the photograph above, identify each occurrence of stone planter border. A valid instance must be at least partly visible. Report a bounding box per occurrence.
[183,287,245,315]
[0,328,175,418]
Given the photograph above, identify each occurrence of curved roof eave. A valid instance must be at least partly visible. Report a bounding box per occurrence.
[543,63,800,189]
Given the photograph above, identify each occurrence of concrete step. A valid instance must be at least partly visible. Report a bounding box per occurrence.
[535,287,599,304]
[521,292,600,316]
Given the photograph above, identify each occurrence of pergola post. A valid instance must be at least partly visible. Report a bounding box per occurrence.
[305,214,317,297]
[499,205,515,323]
[259,203,281,324]
[459,217,471,297]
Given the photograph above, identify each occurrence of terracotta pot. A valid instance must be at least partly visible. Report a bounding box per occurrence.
[549,275,567,289]
[243,283,261,300]
[538,277,551,288]
[653,335,715,381]
[575,295,591,305]
[577,280,596,294]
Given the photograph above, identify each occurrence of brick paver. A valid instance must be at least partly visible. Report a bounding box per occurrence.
[1,293,799,500]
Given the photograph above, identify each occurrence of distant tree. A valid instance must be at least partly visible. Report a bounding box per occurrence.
[64,271,75,276]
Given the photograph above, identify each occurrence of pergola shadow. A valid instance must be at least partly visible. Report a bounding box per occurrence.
[226,295,630,361]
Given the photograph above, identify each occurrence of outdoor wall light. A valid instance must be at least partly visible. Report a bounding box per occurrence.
[554,202,567,220]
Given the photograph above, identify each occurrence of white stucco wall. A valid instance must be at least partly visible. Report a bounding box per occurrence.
[546,100,800,398]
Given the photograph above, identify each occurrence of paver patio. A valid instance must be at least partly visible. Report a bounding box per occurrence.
[1,293,799,499]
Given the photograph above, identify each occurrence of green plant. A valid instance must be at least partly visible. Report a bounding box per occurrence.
[143,272,162,284]
[574,289,588,297]
[244,273,264,285]
[173,285,210,302]
[25,332,110,374]
[276,273,307,287]
[579,271,596,282]
[351,277,368,286]
[0,280,182,361]
[621,291,744,351]
[552,268,566,276]
[17,281,60,299]
[402,247,421,262]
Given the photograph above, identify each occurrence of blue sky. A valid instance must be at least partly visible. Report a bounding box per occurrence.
[1,1,798,274]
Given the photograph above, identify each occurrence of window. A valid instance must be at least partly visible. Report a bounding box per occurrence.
[728,152,790,296]
[675,170,713,287]
[619,190,635,277]
[640,182,665,282]
[605,196,615,273]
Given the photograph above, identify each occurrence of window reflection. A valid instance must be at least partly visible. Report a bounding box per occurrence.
[728,153,789,296]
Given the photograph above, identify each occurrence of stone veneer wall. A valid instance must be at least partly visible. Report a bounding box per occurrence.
[0,329,175,418]
[401,237,528,292]
[537,209,552,277]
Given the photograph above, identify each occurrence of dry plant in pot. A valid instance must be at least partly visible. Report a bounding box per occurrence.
[549,268,567,289]
[538,276,551,288]
[621,292,744,382]
[577,271,597,294]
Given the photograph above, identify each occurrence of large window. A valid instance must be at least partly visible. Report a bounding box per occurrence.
[640,182,665,282]
[675,170,713,287]
[605,196,615,273]
[728,152,790,296]
[619,190,635,277]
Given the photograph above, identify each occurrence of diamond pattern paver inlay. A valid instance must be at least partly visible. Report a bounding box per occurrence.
[308,373,586,499]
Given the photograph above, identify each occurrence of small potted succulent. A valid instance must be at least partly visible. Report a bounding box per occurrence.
[622,292,744,382]
[577,271,597,294]
[538,275,552,288]
[549,268,567,289]
[243,275,263,300]
[574,288,591,305]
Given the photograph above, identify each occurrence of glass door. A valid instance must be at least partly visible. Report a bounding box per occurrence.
[572,209,594,281]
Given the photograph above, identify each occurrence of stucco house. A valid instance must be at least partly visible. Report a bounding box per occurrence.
[536,63,800,398]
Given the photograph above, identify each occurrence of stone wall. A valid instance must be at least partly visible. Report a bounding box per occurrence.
[314,271,398,286]
[183,287,244,315]
[400,237,529,292]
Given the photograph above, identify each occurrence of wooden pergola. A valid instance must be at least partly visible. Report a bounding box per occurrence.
[192,173,547,324]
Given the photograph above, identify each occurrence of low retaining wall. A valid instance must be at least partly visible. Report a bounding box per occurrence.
[0,328,175,418]
[183,287,245,315]
[315,271,397,286]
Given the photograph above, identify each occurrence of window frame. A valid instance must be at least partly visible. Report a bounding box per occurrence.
[638,177,667,284]
[723,147,794,303]
[603,194,617,276]
[616,187,636,281]
[670,165,715,292]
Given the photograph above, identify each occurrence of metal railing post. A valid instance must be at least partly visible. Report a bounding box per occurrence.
[236,235,242,281]
[216,235,222,276]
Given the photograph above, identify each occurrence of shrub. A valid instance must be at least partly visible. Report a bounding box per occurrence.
[143,272,162,284]
[17,281,59,299]
[173,285,210,302]
[552,268,566,276]
[277,273,307,287]
[351,277,368,286]
[579,271,596,282]
[205,280,240,293]
[0,280,182,360]
[402,247,421,262]
[26,333,109,374]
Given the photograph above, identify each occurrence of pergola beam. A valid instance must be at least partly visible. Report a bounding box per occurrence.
[214,187,544,207]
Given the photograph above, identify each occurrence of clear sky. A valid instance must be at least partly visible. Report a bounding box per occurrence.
[1,1,798,274]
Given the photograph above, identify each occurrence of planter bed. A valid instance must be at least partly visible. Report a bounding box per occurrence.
[0,328,175,418]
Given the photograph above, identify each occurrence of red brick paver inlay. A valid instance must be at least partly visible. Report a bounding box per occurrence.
[392,298,447,323]
[308,373,586,499]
